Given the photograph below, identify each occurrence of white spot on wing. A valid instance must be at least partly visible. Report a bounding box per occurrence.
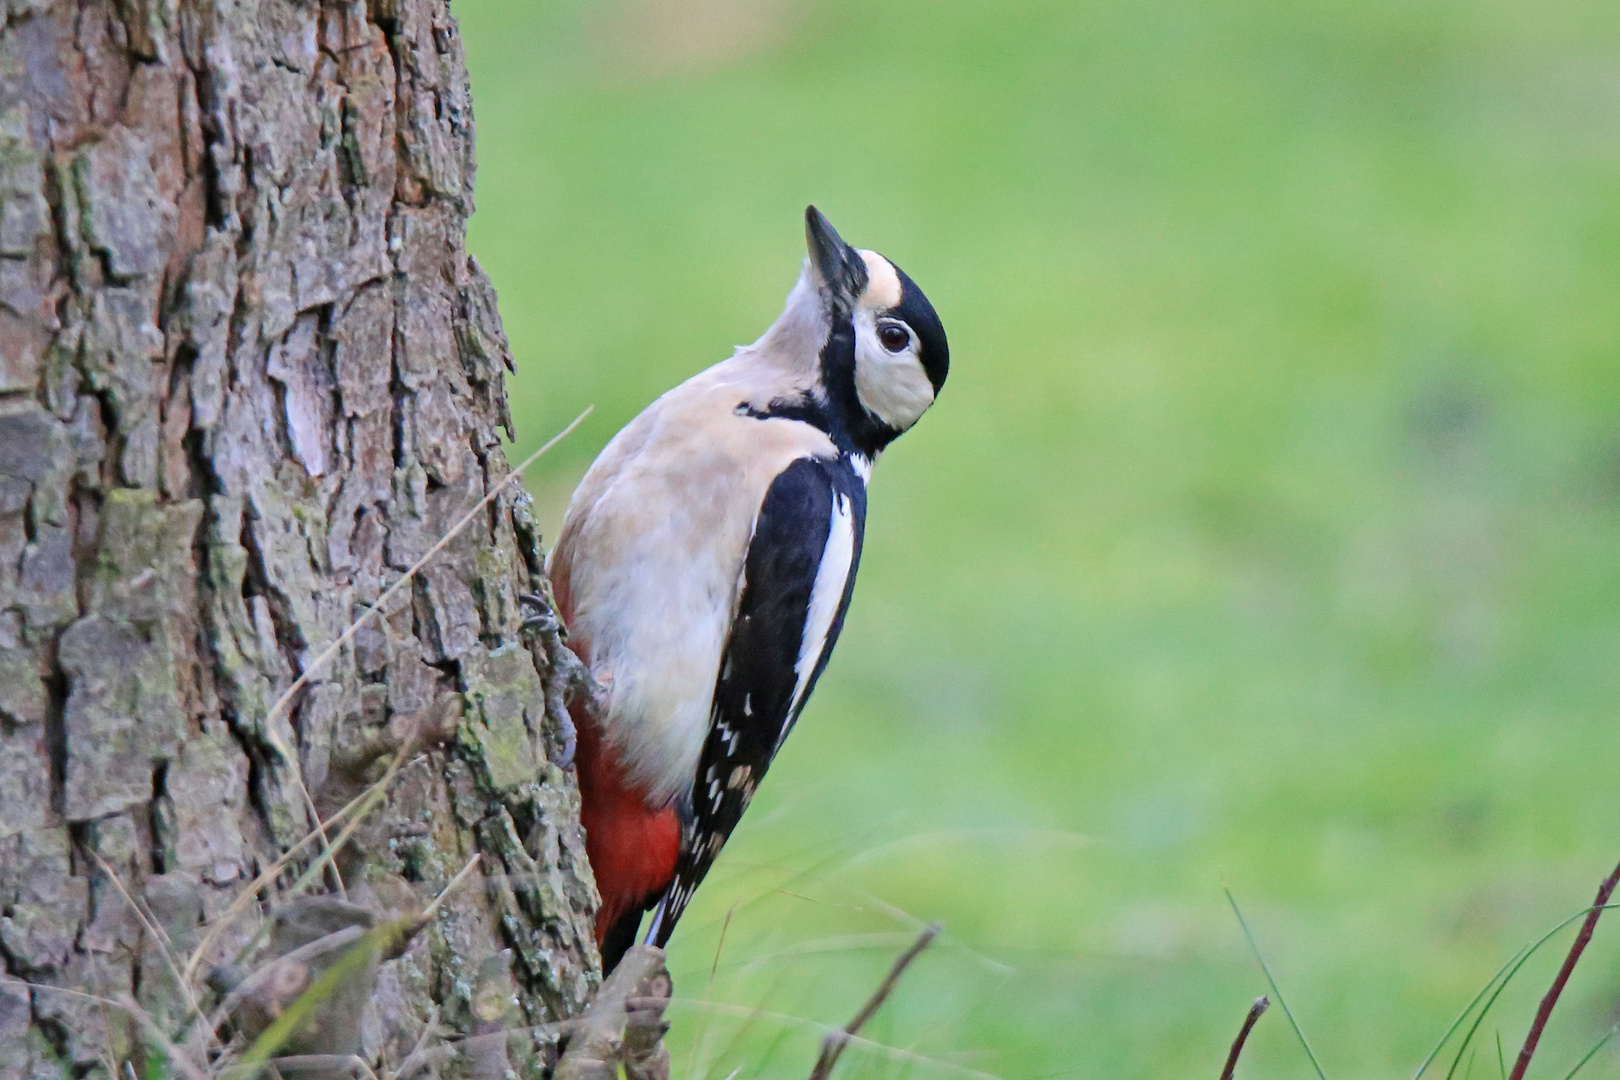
[643,897,667,944]
[783,489,856,745]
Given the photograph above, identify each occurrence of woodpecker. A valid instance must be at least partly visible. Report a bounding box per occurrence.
[546,207,948,971]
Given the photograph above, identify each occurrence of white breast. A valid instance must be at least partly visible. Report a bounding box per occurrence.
[552,357,836,806]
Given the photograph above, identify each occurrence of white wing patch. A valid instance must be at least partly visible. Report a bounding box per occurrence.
[783,489,856,744]
[643,895,668,944]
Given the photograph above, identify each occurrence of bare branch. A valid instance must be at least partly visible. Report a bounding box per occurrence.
[1507,855,1620,1080]
[808,922,941,1080]
[1220,997,1270,1080]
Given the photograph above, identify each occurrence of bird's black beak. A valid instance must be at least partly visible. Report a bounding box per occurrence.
[805,205,868,309]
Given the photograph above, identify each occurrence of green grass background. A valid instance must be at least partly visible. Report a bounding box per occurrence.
[458,1,1620,1076]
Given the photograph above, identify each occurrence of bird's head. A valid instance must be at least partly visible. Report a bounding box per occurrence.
[751,207,947,457]
[805,205,948,442]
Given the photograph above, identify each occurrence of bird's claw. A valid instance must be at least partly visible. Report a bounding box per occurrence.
[519,590,584,768]
[519,591,560,636]
[554,707,578,769]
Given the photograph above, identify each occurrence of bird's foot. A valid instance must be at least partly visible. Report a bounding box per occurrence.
[518,591,559,636]
[519,590,584,768]
[553,704,578,770]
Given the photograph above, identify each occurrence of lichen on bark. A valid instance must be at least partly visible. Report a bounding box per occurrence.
[0,0,600,1073]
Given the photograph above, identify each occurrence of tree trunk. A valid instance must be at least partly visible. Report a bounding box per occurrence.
[0,0,600,1073]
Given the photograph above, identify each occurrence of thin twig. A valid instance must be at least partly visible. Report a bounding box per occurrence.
[1220,997,1270,1080]
[1507,856,1620,1080]
[807,923,940,1080]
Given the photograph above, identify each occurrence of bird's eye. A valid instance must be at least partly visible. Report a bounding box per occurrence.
[878,324,911,353]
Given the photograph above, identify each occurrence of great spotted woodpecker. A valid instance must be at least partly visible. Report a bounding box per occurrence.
[547,207,948,971]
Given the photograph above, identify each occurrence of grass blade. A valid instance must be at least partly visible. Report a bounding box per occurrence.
[1412,944,1529,1080]
[1224,889,1328,1080]
[1441,905,1620,1080]
[1562,1020,1620,1080]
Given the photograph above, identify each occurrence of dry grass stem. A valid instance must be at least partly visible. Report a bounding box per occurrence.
[182,747,429,986]
[388,1003,440,1080]
[260,407,591,737]
[26,984,210,1080]
[1220,997,1270,1080]
[668,998,998,1080]
[415,853,482,926]
[807,922,941,1080]
[88,850,214,1047]
[256,407,591,881]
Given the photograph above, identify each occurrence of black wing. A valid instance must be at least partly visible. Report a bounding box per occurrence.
[646,455,867,945]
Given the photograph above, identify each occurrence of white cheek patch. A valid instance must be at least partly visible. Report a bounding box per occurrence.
[853,310,936,431]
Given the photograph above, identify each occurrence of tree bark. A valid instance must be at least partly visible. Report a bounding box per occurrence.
[0,0,600,1073]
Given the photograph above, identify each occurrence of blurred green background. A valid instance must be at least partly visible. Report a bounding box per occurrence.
[459,0,1620,1076]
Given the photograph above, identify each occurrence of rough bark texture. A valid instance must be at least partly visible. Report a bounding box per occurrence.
[0,0,601,1073]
